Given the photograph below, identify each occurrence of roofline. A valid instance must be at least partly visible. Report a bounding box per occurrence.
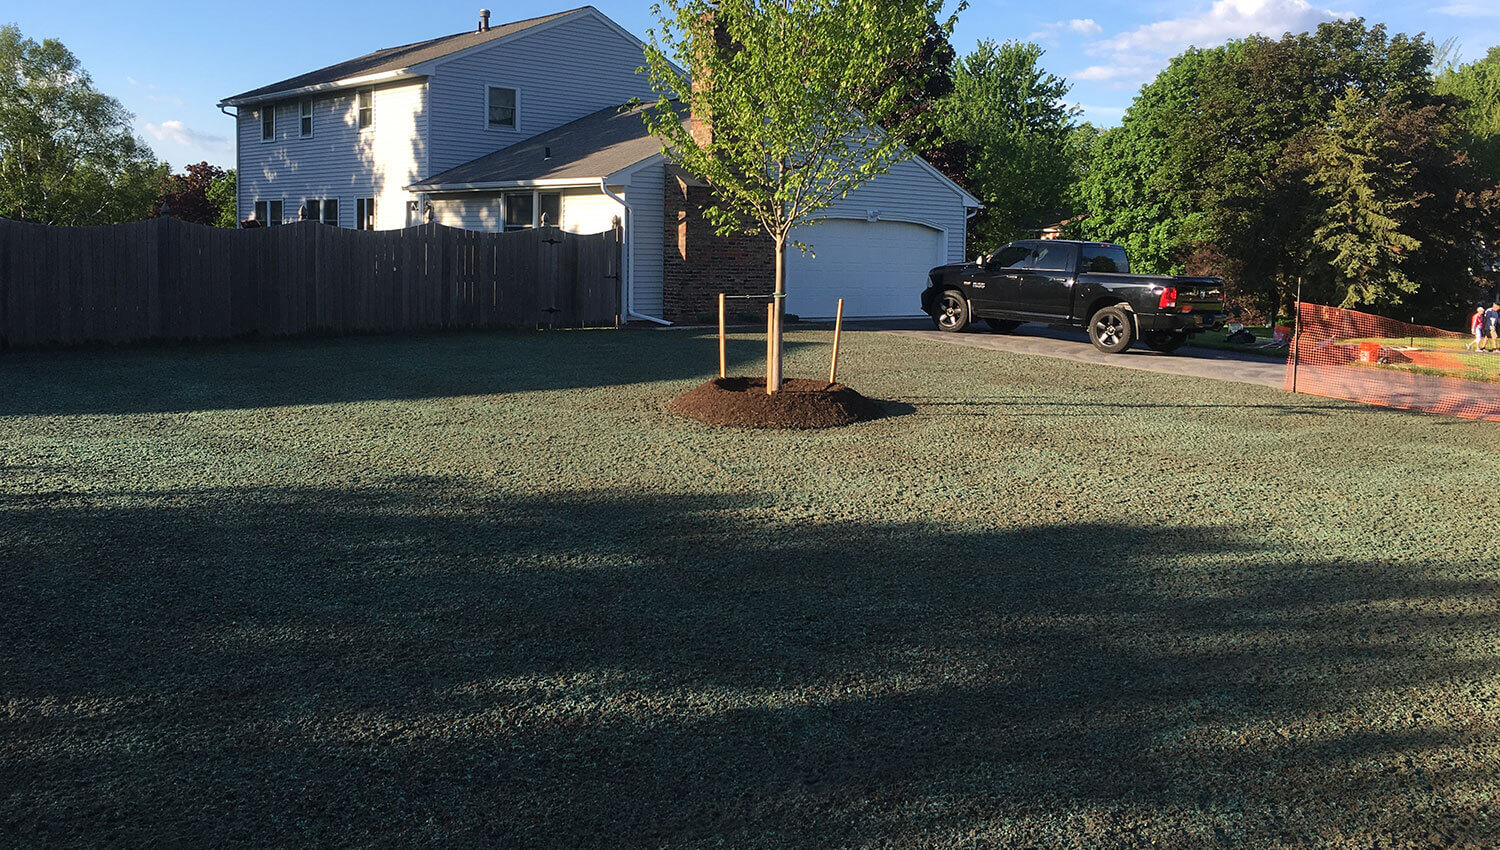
[407,177,610,192]
[218,69,427,108]
[908,154,981,208]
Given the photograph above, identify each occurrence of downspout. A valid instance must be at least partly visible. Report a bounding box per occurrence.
[599,177,671,326]
[220,104,240,225]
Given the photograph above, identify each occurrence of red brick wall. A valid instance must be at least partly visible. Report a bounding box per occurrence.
[662,176,774,323]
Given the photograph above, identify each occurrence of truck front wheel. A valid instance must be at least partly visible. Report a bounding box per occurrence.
[931,290,971,332]
[1089,305,1135,353]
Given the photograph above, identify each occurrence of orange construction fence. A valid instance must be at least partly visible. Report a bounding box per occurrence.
[1286,302,1500,422]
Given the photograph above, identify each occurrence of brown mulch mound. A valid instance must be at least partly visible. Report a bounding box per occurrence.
[669,377,886,429]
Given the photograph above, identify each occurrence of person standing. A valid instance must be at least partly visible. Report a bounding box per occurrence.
[1486,303,1500,353]
[1472,306,1488,351]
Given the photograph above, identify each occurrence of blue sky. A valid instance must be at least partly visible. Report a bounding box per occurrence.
[4,0,1499,170]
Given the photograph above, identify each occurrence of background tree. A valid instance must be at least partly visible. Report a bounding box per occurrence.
[1301,90,1421,308]
[0,25,161,225]
[1435,45,1500,181]
[1080,19,1493,323]
[875,7,969,186]
[641,0,941,391]
[206,169,238,228]
[152,161,232,226]
[938,40,1078,249]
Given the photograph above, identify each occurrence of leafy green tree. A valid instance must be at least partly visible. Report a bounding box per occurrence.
[1079,19,1481,320]
[1435,45,1500,182]
[1302,90,1420,307]
[207,169,238,228]
[641,0,939,390]
[876,7,970,186]
[0,25,161,224]
[938,40,1077,249]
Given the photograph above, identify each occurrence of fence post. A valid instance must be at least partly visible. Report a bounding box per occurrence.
[718,292,727,379]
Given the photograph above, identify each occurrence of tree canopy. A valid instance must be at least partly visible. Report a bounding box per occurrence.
[1436,45,1500,182]
[641,0,942,389]
[0,25,160,225]
[937,40,1079,248]
[1078,19,1499,321]
[152,162,237,228]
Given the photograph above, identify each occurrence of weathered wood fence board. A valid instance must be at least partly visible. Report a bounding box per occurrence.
[0,218,621,348]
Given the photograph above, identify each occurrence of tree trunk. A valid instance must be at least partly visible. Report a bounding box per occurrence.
[770,235,786,392]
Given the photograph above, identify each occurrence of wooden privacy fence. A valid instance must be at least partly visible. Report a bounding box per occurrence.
[0,217,621,348]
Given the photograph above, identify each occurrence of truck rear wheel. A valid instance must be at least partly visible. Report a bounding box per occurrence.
[1143,330,1188,353]
[1089,305,1135,353]
[931,290,970,332]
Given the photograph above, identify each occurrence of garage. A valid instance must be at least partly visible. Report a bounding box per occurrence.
[785,218,945,319]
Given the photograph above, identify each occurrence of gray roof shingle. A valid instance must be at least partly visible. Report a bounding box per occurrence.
[220,8,588,105]
[408,102,685,189]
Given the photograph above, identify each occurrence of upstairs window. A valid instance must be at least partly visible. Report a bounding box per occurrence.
[299,99,313,137]
[487,86,517,129]
[261,106,275,141]
[356,197,376,230]
[357,89,373,130]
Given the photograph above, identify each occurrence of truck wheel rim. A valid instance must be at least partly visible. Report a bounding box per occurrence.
[1096,315,1123,345]
[938,294,962,328]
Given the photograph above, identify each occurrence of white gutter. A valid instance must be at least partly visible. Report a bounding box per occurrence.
[219,70,427,108]
[599,178,671,326]
[406,177,603,192]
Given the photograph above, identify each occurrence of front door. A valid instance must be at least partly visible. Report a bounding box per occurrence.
[1017,242,1077,321]
[967,244,1030,314]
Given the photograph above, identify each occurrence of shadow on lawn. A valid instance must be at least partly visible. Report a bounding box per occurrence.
[3,481,1496,846]
[0,329,813,417]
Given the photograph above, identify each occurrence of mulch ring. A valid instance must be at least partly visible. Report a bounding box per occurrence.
[669,377,887,429]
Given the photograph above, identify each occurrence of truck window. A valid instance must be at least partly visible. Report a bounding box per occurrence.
[1029,243,1073,272]
[1080,244,1130,274]
[986,246,1030,270]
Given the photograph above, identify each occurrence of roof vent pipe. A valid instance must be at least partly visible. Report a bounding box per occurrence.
[478,9,491,32]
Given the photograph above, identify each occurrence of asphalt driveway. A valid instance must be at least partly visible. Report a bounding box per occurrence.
[839,318,1287,389]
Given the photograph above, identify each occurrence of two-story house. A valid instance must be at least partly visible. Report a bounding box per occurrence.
[219,6,979,322]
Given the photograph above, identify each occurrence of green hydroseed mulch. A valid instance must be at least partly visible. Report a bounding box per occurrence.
[3,328,1497,848]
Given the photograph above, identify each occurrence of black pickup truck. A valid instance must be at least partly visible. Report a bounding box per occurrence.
[920,239,1226,353]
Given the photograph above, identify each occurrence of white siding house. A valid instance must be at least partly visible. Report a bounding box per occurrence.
[220,6,979,321]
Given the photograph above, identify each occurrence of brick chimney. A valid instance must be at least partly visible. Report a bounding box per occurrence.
[687,9,727,148]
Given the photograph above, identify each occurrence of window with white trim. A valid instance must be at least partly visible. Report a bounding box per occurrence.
[487,86,517,129]
[356,198,376,230]
[499,191,562,231]
[305,199,338,225]
[261,105,275,141]
[254,199,283,226]
[357,89,373,130]
[300,99,313,137]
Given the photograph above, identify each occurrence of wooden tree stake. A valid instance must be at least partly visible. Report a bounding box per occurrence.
[828,298,845,385]
[718,292,727,379]
[766,302,776,394]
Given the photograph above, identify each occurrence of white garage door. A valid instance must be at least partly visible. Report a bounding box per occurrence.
[785,218,943,318]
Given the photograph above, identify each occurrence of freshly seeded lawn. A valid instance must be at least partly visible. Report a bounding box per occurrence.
[3,328,1497,848]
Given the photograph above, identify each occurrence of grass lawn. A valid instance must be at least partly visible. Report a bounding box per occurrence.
[3,328,1498,847]
[1344,336,1500,384]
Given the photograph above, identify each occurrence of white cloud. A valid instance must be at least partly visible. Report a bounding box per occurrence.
[1030,17,1104,41]
[1073,0,1349,87]
[1434,3,1500,16]
[145,120,230,152]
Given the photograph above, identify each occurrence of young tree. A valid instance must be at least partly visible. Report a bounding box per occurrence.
[0,25,161,224]
[937,40,1078,248]
[641,0,941,391]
